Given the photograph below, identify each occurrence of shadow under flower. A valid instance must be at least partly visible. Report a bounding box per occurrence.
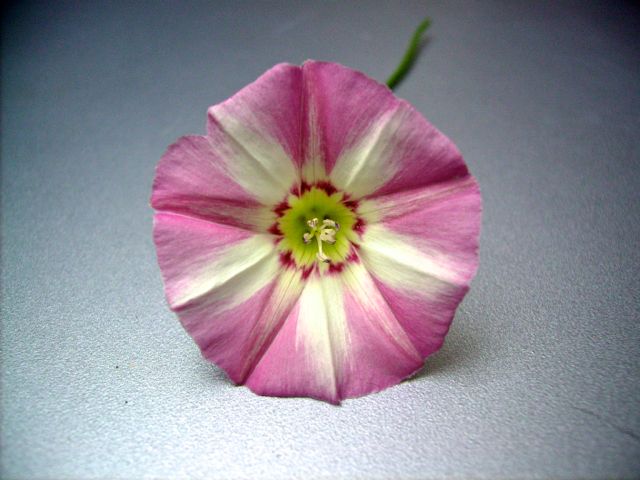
[409,311,479,381]
[191,353,235,386]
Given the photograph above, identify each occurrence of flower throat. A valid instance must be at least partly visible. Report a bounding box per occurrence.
[275,186,359,267]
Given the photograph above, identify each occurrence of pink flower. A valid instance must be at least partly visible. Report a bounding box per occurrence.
[151,61,481,404]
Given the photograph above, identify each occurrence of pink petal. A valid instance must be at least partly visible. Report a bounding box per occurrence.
[153,64,306,229]
[178,269,305,384]
[245,263,424,403]
[208,63,304,167]
[360,175,481,283]
[301,61,396,183]
[154,212,278,310]
[357,176,481,356]
[339,263,425,398]
[301,61,468,197]
[151,135,273,231]
[206,63,302,202]
[154,212,306,382]
[371,277,468,359]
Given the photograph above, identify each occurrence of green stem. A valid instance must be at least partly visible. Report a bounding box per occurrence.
[386,18,431,90]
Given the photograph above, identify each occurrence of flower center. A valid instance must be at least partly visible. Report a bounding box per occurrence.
[303,217,339,263]
[276,187,358,267]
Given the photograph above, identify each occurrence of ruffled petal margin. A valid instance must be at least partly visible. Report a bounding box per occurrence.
[152,61,482,404]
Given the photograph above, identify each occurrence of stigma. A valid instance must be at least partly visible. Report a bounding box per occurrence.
[303,217,340,263]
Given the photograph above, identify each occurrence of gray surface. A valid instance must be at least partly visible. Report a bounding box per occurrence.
[2,1,639,478]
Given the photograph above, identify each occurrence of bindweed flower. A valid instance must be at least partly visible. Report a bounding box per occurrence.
[151,61,481,404]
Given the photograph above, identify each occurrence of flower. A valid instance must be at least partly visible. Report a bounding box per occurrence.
[151,61,481,404]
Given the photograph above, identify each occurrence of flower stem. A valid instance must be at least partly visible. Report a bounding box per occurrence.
[386,18,431,90]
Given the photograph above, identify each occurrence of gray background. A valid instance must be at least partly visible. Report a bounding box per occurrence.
[2,1,639,478]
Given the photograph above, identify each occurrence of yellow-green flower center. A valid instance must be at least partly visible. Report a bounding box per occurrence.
[277,187,358,267]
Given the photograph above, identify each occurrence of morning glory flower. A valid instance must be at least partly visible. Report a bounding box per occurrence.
[151,61,481,404]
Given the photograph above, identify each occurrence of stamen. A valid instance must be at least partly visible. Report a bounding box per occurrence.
[322,219,340,231]
[319,229,336,244]
[317,252,330,263]
[302,216,340,263]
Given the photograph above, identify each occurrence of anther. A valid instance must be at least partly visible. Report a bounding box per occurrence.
[322,219,340,231]
[319,229,337,244]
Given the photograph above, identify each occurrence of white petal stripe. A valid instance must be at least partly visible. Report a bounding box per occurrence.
[329,108,403,198]
[173,234,280,311]
[359,224,466,292]
[208,107,298,205]
[294,273,350,397]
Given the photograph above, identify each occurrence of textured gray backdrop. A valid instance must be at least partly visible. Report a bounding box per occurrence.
[2,1,639,478]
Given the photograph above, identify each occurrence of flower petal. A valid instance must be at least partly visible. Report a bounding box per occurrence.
[359,175,481,286]
[153,212,279,310]
[154,212,306,382]
[301,61,467,198]
[338,262,424,398]
[207,63,302,204]
[151,136,274,231]
[245,262,424,403]
[245,272,347,403]
[357,177,481,356]
[181,269,305,384]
